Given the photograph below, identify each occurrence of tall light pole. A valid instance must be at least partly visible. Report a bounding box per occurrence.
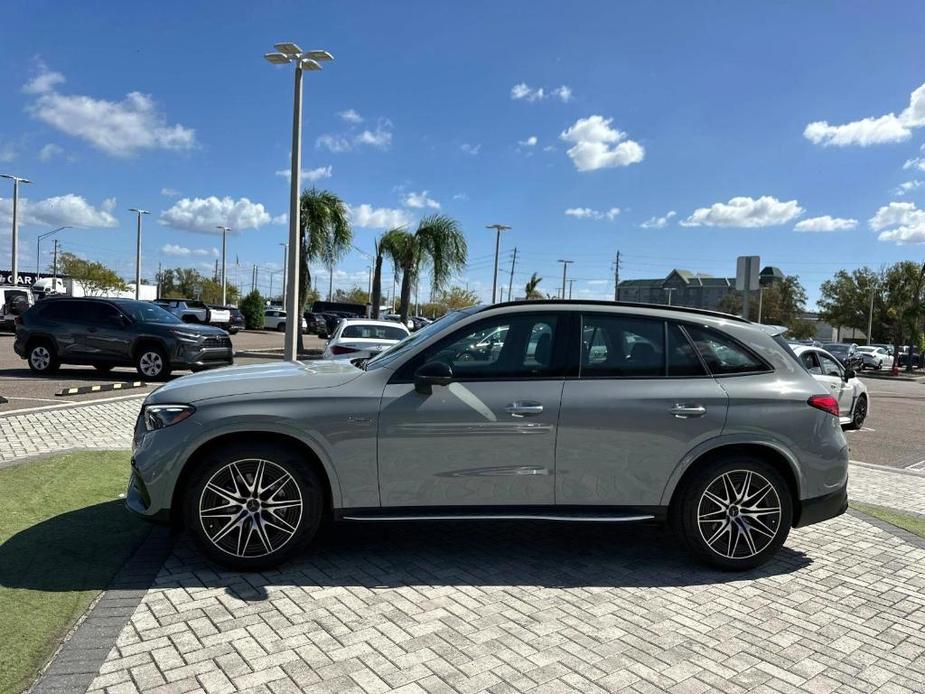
[2,174,32,286]
[486,224,511,303]
[128,208,149,299]
[558,259,573,300]
[279,242,288,301]
[216,226,230,305]
[37,225,71,276]
[265,42,333,361]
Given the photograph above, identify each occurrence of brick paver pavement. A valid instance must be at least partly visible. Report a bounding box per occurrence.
[847,464,925,516]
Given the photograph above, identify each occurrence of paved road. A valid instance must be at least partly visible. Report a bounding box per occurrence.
[848,377,925,469]
[0,332,326,413]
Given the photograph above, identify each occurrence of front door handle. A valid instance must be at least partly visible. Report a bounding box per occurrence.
[670,403,706,418]
[506,401,544,417]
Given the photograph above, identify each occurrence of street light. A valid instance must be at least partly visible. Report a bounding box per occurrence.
[265,42,333,361]
[128,209,149,299]
[37,225,71,277]
[557,259,573,300]
[216,226,230,305]
[1,174,32,286]
[486,224,511,303]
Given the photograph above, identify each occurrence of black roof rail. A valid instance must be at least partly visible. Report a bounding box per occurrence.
[475,299,750,323]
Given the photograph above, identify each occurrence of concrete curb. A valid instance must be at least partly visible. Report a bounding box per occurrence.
[850,460,925,478]
[56,381,147,397]
[847,507,925,550]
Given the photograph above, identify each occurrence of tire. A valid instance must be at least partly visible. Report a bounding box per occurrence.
[276,322,286,332]
[847,395,867,430]
[184,441,324,570]
[671,457,792,571]
[27,340,60,375]
[93,364,114,373]
[135,345,171,381]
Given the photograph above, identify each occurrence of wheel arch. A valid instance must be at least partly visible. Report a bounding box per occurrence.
[132,337,169,362]
[25,331,59,353]
[662,441,801,521]
[169,430,337,528]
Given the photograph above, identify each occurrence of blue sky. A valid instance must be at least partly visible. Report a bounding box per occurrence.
[1,1,924,306]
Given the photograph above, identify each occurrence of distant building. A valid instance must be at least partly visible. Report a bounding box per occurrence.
[617,266,785,312]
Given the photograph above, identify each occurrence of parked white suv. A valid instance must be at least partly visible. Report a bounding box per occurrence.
[263,308,307,332]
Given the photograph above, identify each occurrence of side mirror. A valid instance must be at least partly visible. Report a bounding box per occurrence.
[843,367,855,381]
[414,361,453,394]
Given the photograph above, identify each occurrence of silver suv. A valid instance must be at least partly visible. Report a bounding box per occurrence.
[127,301,848,571]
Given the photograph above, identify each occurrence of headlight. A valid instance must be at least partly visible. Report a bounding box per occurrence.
[170,329,201,342]
[143,404,196,431]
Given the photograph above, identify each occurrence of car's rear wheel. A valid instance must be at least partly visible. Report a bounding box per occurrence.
[847,395,867,430]
[276,322,286,332]
[184,442,323,570]
[672,457,792,570]
[136,346,171,381]
[27,340,59,374]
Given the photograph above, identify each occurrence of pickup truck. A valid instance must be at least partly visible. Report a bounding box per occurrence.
[155,299,230,327]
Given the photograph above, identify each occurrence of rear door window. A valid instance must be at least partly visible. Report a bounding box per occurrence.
[580,314,664,378]
[685,325,769,375]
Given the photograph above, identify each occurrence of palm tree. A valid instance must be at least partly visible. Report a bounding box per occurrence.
[370,227,408,318]
[298,188,351,347]
[525,272,543,300]
[390,214,467,323]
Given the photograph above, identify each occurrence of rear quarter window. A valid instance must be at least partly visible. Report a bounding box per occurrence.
[685,325,770,375]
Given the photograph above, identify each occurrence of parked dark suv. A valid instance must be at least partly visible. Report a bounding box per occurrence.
[14,297,233,380]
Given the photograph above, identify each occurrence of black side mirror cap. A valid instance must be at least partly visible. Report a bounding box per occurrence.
[414,360,453,394]
[843,368,855,381]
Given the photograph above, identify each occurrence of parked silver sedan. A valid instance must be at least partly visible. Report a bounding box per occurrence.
[321,319,410,360]
[127,301,848,572]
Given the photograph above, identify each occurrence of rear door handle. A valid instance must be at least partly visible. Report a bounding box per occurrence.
[670,404,706,418]
[506,401,544,417]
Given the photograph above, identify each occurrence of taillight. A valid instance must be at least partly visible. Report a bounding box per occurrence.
[330,345,359,355]
[808,394,839,417]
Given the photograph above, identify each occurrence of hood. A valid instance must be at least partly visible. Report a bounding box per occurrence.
[166,322,228,336]
[146,359,362,404]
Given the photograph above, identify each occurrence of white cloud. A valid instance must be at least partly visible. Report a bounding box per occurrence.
[564,207,620,221]
[803,82,925,147]
[559,115,644,171]
[403,191,440,209]
[161,187,180,197]
[38,143,63,161]
[452,192,468,201]
[903,157,925,172]
[338,109,363,123]
[272,213,288,225]
[24,65,196,157]
[681,195,803,228]
[315,134,351,153]
[160,244,217,257]
[355,123,392,149]
[510,83,573,103]
[460,143,481,156]
[22,64,65,94]
[893,180,923,196]
[518,136,538,148]
[316,119,392,152]
[160,196,273,234]
[869,201,925,244]
[793,215,858,232]
[640,210,677,229]
[274,165,332,182]
[347,204,412,229]
[0,193,118,228]
[0,141,16,163]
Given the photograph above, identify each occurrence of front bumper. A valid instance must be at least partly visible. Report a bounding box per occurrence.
[170,339,233,369]
[794,479,848,528]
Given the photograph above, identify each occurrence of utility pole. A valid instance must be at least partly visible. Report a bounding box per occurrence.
[867,281,876,344]
[252,264,257,293]
[52,239,60,286]
[558,259,573,300]
[128,208,150,299]
[216,226,230,305]
[507,247,518,302]
[613,251,621,301]
[157,261,162,299]
[1,174,31,286]
[758,287,764,323]
[568,278,575,299]
[486,224,511,303]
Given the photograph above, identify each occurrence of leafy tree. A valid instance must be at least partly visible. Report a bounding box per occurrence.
[525,272,544,300]
[239,290,265,330]
[333,286,369,305]
[879,260,925,370]
[759,276,807,326]
[419,286,480,317]
[157,267,238,305]
[370,227,406,318]
[817,267,880,336]
[385,214,467,323]
[717,292,741,316]
[54,252,127,295]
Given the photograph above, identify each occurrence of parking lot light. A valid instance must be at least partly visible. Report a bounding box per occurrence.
[1,174,32,286]
[486,224,511,303]
[216,226,230,305]
[128,209,150,300]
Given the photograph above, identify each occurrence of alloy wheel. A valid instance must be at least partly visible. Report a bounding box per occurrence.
[198,459,303,558]
[697,469,782,559]
[139,351,163,377]
[853,398,867,428]
[30,346,50,371]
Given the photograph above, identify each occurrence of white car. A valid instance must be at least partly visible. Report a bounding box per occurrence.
[383,313,415,330]
[791,344,869,429]
[322,319,410,360]
[857,345,890,370]
[263,308,307,333]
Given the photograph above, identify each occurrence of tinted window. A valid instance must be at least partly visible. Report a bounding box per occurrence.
[685,325,768,375]
[409,314,560,379]
[366,310,469,370]
[668,324,707,376]
[341,324,407,340]
[82,302,122,324]
[117,302,181,324]
[581,314,664,378]
[38,301,74,321]
[800,351,822,375]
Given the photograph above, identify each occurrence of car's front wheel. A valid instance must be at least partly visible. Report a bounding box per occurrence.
[135,346,171,381]
[672,457,792,570]
[184,442,324,570]
[27,340,59,374]
[847,395,867,430]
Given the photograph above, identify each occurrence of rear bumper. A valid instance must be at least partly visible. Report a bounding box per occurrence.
[794,480,848,528]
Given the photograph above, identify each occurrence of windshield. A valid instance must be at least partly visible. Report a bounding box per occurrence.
[366,311,469,370]
[824,344,848,354]
[341,324,408,340]
[116,301,183,324]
